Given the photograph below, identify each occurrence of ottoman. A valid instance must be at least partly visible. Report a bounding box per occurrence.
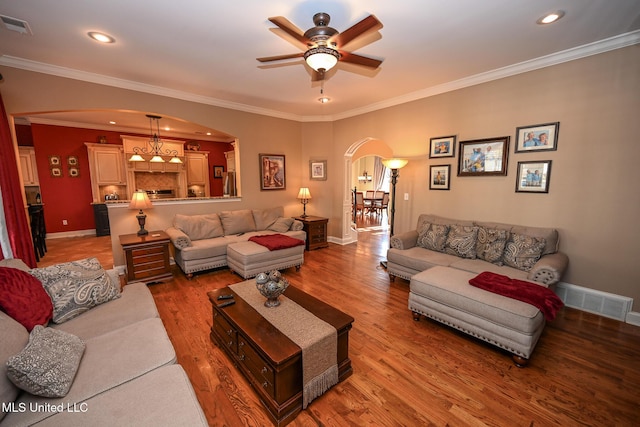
[227,241,304,279]
[408,266,546,366]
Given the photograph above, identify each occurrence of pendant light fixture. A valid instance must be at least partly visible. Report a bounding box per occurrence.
[128,115,182,164]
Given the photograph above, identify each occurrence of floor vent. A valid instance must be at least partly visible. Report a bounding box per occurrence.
[1,15,32,35]
[556,282,632,321]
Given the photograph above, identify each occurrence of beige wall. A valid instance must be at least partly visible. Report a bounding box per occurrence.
[1,45,639,304]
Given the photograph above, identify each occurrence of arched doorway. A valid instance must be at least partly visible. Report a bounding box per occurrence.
[342,137,393,244]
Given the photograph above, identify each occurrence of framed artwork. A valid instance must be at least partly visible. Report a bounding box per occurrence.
[50,167,62,178]
[429,135,456,158]
[49,155,61,166]
[259,154,286,190]
[516,160,552,193]
[67,155,78,166]
[68,167,80,177]
[429,165,451,190]
[515,122,559,153]
[458,136,509,176]
[213,165,224,178]
[309,160,327,181]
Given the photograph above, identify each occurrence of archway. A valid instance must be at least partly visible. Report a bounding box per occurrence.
[342,137,393,244]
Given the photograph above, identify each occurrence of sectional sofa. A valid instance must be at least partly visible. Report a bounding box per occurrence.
[0,258,207,426]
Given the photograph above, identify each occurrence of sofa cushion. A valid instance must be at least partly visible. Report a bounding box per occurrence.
[502,233,547,271]
[174,213,224,241]
[418,224,450,252]
[476,227,509,265]
[444,225,478,259]
[30,257,120,324]
[219,209,257,235]
[253,206,284,230]
[387,246,460,272]
[6,325,85,397]
[268,217,294,232]
[0,312,29,422]
[449,258,530,282]
[0,266,53,331]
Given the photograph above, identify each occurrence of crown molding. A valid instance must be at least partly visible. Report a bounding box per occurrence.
[1,30,638,123]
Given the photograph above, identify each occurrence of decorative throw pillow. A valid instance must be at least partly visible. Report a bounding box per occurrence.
[174,213,223,241]
[444,225,478,259]
[0,266,53,331]
[502,233,547,271]
[30,257,120,324]
[219,209,257,235]
[417,224,450,252]
[6,325,85,397]
[268,217,294,233]
[253,207,284,230]
[415,218,432,249]
[476,227,509,265]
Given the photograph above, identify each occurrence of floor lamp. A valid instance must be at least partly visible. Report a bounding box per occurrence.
[380,158,408,268]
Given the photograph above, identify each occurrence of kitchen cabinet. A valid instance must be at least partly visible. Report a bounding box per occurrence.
[186,152,209,185]
[18,147,39,186]
[85,143,130,202]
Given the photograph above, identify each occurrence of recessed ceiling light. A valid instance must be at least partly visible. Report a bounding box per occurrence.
[88,31,115,43]
[318,97,331,104]
[109,121,116,125]
[537,11,565,25]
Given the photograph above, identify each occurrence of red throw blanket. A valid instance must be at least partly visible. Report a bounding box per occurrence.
[249,234,305,251]
[469,272,564,321]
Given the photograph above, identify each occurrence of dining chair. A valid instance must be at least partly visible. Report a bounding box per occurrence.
[355,192,365,216]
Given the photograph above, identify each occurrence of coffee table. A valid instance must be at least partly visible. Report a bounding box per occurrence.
[208,285,354,426]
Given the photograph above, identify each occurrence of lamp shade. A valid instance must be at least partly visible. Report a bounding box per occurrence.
[304,46,339,72]
[381,158,409,170]
[129,190,153,210]
[297,188,312,200]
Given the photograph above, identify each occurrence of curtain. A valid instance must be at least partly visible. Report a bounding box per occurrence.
[0,91,36,267]
[373,157,386,191]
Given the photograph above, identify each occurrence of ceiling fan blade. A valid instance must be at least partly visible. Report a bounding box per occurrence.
[268,16,311,46]
[339,51,383,69]
[332,15,382,48]
[257,52,305,63]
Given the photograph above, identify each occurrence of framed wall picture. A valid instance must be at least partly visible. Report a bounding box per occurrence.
[515,122,559,153]
[259,154,286,190]
[50,167,62,178]
[49,155,61,166]
[458,136,509,176]
[309,160,327,181]
[429,135,456,158]
[67,155,78,166]
[516,160,552,193]
[68,167,80,177]
[213,165,224,178]
[429,165,451,190]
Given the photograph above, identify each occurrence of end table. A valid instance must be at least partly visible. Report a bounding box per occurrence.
[119,230,173,284]
[295,216,328,251]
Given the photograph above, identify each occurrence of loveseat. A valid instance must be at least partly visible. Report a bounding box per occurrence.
[165,206,306,278]
[0,258,207,426]
[387,214,569,365]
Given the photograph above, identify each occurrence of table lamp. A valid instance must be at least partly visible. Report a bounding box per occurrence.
[297,187,312,217]
[129,190,153,235]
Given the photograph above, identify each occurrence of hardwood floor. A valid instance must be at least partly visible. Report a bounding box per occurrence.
[39,220,640,426]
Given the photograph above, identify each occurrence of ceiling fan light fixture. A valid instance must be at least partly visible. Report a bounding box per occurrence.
[318,97,330,103]
[537,10,565,25]
[88,31,115,43]
[304,46,340,72]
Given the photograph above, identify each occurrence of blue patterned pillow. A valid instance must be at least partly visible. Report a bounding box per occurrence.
[30,257,120,324]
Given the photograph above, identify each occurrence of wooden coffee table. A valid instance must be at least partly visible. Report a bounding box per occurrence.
[208,285,354,426]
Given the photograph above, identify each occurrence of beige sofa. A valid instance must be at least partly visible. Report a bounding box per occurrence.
[0,259,207,426]
[165,206,306,278]
[387,214,568,365]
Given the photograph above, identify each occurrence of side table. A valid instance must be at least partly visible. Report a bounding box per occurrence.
[295,216,328,251]
[119,230,173,284]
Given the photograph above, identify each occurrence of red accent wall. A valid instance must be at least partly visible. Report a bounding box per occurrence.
[27,124,232,234]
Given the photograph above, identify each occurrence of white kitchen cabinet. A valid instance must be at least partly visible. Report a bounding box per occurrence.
[85,143,130,202]
[18,147,39,186]
[186,151,210,197]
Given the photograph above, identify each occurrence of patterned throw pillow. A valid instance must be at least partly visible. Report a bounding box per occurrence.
[415,217,432,248]
[417,224,450,252]
[30,257,120,324]
[502,233,547,271]
[6,325,85,397]
[0,267,53,331]
[444,225,478,259]
[476,227,509,265]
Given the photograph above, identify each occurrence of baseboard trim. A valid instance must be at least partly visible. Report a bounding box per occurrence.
[47,229,97,239]
[556,282,634,323]
[626,311,640,327]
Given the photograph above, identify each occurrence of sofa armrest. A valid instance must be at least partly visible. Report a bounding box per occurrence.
[291,219,304,231]
[390,230,419,250]
[527,252,569,286]
[165,227,192,250]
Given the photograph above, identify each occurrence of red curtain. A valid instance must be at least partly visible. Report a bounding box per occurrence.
[0,91,37,267]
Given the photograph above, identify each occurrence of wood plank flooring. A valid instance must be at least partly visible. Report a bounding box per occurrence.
[38,222,640,426]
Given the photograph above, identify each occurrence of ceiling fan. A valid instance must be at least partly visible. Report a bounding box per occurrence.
[257,12,383,81]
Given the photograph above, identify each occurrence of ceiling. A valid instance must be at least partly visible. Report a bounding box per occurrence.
[0,0,639,138]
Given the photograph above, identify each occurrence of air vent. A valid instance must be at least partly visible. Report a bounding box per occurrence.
[0,15,32,35]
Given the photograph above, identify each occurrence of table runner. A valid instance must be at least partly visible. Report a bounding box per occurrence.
[229,281,338,408]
